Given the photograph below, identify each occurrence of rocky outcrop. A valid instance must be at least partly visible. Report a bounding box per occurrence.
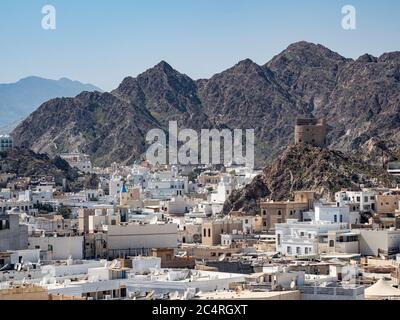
[222,144,400,215]
[0,148,79,186]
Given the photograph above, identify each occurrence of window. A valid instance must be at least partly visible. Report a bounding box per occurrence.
[278,210,282,216]
[203,229,206,237]
[364,197,368,203]
[263,210,267,216]
[0,219,9,230]
[305,247,308,254]
[287,247,292,254]
[334,215,337,223]
[329,240,335,247]
[296,247,301,255]
[208,228,211,237]
[277,234,281,245]
[340,215,343,223]
[300,232,305,237]
[245,219,249,224]
[356,196,360,202]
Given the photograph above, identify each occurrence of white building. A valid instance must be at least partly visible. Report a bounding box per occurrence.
[303,203,360,225]
[335,190,376,213]
[124,269,247,296]
[145,175,188,200]
[28,235,84,260]
[60,153,93,173]
[275,220,352,257]
[210,175,234,204]
[104,222,178,258]
[356,229,400,256]
[160,196,193,215]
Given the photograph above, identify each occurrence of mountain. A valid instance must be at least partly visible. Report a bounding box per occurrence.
[12,91,160,166]
[11,41,400,167]
[0,147,79,187]
[222,144,400,215]
[0,76,102,129]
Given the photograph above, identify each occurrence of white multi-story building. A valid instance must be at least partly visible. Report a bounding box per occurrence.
[275,220,352,257]
[145,173,188,199]
[127,165,151,189]
[335,190,376,213]
[32,185,54,204]
[60,153,93,173]
[303,201,361,225]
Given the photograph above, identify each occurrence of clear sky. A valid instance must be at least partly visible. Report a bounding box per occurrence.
[0,0,399,91]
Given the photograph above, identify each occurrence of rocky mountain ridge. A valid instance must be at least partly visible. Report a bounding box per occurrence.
[11,41,400,167]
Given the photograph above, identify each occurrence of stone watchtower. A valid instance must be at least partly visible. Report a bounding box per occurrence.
[294,118,327,148]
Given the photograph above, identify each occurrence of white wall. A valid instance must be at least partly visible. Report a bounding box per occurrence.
[28,236,84,260]
[106,223,177,251]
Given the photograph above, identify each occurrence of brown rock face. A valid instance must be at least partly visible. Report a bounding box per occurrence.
[0,148,79,187]
[222,144,400,215]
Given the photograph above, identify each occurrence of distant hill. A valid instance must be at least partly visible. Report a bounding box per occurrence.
[0,76,102,129]
[0,147,79,187]
[222,144,400,215]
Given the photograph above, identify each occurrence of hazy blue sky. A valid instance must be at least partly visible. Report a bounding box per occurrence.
[0,0,399,90]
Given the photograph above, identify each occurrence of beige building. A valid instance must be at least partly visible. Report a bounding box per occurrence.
[201,219,243,246]
[375,194,400,214]
[294,118,326,148]
[0,284,48,300]
[231,213,263,234]
[78,209,96,234]
[182,244,243,260]
[198,171,221,186]
[260,191,314,231]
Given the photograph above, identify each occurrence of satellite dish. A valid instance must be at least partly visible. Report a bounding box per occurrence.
[290,281,296,289]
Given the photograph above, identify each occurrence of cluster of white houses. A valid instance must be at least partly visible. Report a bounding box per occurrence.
[1,151,400,300]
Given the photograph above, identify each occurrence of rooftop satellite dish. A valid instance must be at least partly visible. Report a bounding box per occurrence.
[218,253,226,261]
[290,281,296,289]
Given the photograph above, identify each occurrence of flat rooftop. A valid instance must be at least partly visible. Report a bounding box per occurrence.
[195,289,300,300]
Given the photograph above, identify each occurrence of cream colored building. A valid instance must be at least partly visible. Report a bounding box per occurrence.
[201,219,243,246]
[375,194,400,214]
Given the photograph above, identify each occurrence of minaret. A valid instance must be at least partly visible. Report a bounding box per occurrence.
[120,178,128,206]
